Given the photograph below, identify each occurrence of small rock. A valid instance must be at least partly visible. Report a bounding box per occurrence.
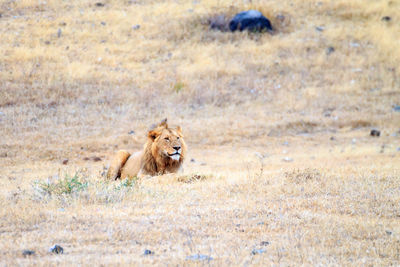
[95,2,105,7]
[128,130,135,135]
[92,156,102,162]
[385,230,392,235]
[229,10,272,32]
[276,14,285,21]
[330,136,336,141]
[370,129,380,137]
[393,105,400,112]
[100,21,106,26]
[190,158,195,163]
[186,254,213,261]
[381,16,391,21]
[282,157,293,162]
[260,241,270,246]
[251,248,266,255]
[209,15,228,31]
[45,40,51,45]
[62,159,69,165]
[350,42,360,48]
[351,138,357,144]
[49,245,64,254]
[326,46,335,55]
[143,249,153,255]
[57,28,62,38]
[22,250,35,257]
[132,24,140,30]
[282,141,289,146]
[257,222,264,225]
[315,26,325,32]
[83,157,90,160]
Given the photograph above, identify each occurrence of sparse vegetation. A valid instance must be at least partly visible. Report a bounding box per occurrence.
[34,173,89,197]
[0,0,399,265]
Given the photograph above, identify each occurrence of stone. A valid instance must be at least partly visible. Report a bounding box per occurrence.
[282,157,293,162]
[22,250,35,257]
[144,249,153,255]
[370,129,380,137]
[49,245,64,254]
[229,10,272,32]
[186,254,213,261]
[251,248,266,255]
[209,15,229,31]
[326,46,335,55]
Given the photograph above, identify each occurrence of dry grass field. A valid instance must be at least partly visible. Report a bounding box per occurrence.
[1,0,400,265]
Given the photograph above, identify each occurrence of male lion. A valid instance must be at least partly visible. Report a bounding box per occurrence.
[106,119,186,180]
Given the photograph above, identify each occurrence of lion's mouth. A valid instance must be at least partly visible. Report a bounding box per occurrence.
[168,152,181,161]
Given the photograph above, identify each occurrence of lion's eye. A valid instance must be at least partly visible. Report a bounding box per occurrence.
[164,137,169,141]
[177,137,180,140]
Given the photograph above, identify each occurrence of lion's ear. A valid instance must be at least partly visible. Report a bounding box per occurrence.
[159,118,168,128]
[176,126,184,137]
[148,129,161,140]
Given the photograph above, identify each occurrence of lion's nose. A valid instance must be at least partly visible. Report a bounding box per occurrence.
[173,146,181,151]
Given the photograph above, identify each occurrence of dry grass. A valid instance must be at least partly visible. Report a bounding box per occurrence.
[1,0,400,265]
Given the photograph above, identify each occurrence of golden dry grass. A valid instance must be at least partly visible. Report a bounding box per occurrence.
[1,0,400,265]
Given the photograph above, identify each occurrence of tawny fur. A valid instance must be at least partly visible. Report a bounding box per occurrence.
[106,119,186,180]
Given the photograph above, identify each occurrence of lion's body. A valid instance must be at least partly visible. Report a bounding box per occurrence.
[106,119,186,180]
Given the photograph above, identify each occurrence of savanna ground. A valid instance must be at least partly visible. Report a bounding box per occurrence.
[1,0,400,265]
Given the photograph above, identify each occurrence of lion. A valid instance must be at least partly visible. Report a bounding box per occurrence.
[106,119,186,180]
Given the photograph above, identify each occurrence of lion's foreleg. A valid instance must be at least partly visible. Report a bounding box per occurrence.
[106,150,131,180]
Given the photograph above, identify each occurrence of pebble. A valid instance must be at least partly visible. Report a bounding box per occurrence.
[49,245,64,254]
[381,16,391,21]
[251,248,266,255]
[326,46,335,55]
[282,157,293,162]
[370,129,380,137]
[144,249,153,255]
[186,254,213,261]
[22,250,35,257]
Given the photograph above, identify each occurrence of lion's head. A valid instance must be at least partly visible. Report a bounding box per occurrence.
[142,118,186,175]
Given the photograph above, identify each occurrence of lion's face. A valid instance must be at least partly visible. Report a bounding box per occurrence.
[148,121,186,162]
